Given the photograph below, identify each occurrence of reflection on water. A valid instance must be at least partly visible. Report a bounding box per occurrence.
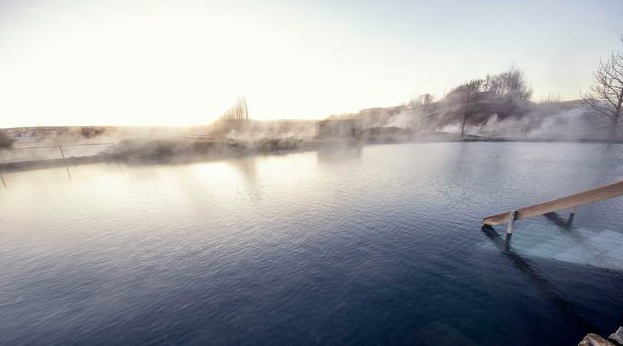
[1,142,622,346]
[544,212,574,229]
[481,226,596,332]
[316,145,362,163]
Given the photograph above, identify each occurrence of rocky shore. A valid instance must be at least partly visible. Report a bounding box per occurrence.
[578,327,623,346]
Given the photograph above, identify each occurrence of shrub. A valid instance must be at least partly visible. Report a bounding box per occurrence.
[0,131,13,149]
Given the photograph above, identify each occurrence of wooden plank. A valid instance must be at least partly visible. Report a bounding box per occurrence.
[483,179,623,226]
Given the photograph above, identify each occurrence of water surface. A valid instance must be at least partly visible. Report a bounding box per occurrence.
[1,142,622,345]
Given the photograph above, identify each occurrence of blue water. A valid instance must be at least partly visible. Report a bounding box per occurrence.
[1,142,622,345]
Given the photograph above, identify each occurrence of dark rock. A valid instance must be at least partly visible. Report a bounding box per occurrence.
[608,327,623,346]
[578,333,615,346]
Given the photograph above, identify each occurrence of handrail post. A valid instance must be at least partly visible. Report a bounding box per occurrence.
[58,145,65,159]
[506,210,517,235]
[568,206,577,225]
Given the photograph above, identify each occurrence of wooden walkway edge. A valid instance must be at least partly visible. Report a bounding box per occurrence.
[483,179,623,232]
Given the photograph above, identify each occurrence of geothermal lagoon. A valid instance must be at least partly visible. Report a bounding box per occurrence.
[1,142,623,345]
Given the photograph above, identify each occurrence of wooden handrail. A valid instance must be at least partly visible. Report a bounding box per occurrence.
[483,179,623,229]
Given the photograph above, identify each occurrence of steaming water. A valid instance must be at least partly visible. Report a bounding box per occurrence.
[1,142,623,345]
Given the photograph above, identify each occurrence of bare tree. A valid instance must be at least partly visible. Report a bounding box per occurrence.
[458,79,484,138]
[209,97,250,136]
[540,93,561,104]
[408,93,435,111]
[483,66,533,101]
[582,38,623,140]
[218,97,249,122]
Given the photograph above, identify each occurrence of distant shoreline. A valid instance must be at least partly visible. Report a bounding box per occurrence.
[1,137,621,173]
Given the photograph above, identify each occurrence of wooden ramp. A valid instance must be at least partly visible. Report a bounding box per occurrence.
[483,179,623,233]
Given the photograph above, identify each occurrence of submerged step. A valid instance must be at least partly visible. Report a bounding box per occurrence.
[481,226,623,272]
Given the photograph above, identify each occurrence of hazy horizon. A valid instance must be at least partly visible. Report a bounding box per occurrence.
[1,0,622,127]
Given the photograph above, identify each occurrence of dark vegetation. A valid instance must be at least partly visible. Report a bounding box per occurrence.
[331,74,600,140]
[0,130,13,148]
[330,66,577,139]
[113,137,308,163]
[335,38,623,141]
[449,67,533,137]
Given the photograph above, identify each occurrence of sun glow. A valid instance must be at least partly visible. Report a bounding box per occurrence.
[1,0,621,127]
[0,0,389,127]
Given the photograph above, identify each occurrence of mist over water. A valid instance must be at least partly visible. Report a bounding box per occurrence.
[1,142,622,345]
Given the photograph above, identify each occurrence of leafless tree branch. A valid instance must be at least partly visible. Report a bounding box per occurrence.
[582,38,623,139]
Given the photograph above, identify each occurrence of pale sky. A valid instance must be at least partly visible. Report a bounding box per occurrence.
[0,0,622,127]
